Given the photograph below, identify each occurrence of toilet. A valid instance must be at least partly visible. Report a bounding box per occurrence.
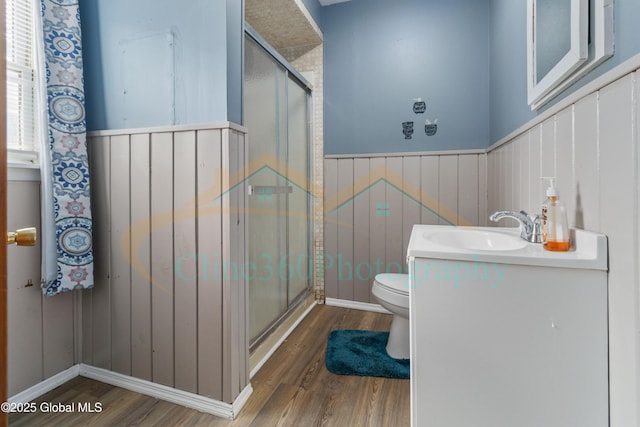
[372,273,410,360]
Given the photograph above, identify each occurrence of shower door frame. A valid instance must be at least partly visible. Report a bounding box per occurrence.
[243,25,314,350]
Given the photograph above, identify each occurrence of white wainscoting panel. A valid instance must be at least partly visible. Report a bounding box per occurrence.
[488,68,640,427]
[86,123,248,404]
[324,152,487,303]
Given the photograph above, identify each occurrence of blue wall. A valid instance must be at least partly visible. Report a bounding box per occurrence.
[490,0,640,143]
[323,0,640,153]
[488,0,532,144]
[226,0,244,125]
[322,0,490,155]
[80,0,243,131]
[302,0,322,30]
[79,0,639,143]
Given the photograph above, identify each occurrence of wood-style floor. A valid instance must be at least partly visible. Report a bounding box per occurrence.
[9,305,410,426]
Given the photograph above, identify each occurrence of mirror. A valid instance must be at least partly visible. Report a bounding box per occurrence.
[535,0,572,84]
[527,0,614,110]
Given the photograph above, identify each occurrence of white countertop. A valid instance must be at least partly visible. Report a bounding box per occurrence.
[407,225,608,270]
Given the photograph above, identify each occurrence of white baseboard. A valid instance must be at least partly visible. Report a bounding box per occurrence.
[250,300,317,379]
[78,364,252,420]
[230,382,253,419]
[325,297,391,314]
[9,364,80,404]
[8,363,252,420]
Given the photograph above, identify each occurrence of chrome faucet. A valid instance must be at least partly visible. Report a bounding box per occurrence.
[489,210,543,243]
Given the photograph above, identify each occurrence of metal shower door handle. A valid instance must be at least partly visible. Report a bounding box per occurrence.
[247,185,293,196]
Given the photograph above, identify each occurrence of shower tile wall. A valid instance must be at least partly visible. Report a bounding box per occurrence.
[488,69,640,427]
[323,152,487,303]
[281,44,325,301]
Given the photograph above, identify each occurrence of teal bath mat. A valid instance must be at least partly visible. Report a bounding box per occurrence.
[325,330,410,379]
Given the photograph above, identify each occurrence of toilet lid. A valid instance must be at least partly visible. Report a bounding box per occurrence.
[374,273,409,295]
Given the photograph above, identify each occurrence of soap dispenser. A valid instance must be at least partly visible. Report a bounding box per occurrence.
[541,178,570,251]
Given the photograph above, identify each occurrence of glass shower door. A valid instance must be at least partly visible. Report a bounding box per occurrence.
[244,35,311,345]
[286,78,310,302]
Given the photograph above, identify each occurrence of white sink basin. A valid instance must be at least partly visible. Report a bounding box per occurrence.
[425,228,527,251]
[407,225,608,270]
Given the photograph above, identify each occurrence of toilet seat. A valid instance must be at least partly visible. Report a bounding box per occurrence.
[372,273,410,310]
[374,273,409,295]
[372,273,411,359]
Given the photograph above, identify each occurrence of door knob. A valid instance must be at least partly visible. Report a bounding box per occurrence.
[7,227,37,246]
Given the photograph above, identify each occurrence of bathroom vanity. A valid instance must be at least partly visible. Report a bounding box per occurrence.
[407,225,608,427]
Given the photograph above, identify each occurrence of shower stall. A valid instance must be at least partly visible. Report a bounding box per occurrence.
[243,28,312,348]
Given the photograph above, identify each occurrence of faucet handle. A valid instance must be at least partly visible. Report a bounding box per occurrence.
[520,210,533,219]
[520,210,542,223]
[517,210,543,243]
[521,210,538,220]
[528,213,544,243]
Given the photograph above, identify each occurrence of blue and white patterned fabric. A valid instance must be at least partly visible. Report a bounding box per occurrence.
[38,0,94,296]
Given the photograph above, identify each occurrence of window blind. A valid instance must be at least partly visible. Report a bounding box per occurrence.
[5,0,36,153]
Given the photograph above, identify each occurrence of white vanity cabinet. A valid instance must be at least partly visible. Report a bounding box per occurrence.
[407,225,609,427]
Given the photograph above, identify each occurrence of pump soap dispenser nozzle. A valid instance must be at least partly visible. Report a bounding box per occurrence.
[541,177,558,197]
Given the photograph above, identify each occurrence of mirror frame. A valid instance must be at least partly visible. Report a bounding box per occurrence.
[527,0,588,108]
[527,0,614,110]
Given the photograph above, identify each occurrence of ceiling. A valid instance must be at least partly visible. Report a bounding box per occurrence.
[246,0,322,50]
